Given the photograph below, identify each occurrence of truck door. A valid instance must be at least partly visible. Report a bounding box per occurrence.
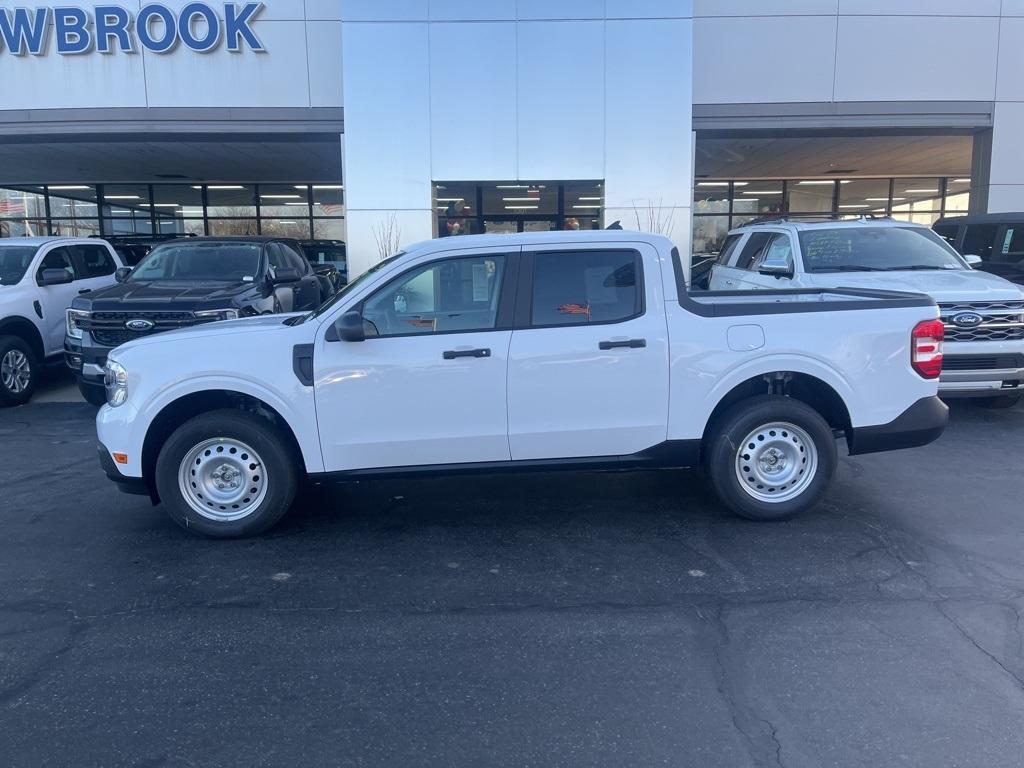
[506,243,670,460]
[33,246,82,356]
[315,246,516,471]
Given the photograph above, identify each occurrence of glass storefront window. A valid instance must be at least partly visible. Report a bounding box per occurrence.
[261,184,310,218]
[693,215,730,256]
[0,187,47,219]
[260,218,312,238]
[787,180,836,214]
[694,182,730,215]
[435,181,604,237]
[205,185,257,217]
[207,219,259,236]
[0,219,48,237]
[483,183,557,216]
[733,183,783,217]
[313,218,347,240]
[945,178,971,213]
[310,184,345,215]
[838,178,890,214]
[50,219,100,237]
[893,178,943,212]
[102,185,152,234]
[48,185,98,219]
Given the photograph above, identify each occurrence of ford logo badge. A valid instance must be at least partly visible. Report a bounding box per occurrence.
[125,319,155,332]
[951,311,984,328]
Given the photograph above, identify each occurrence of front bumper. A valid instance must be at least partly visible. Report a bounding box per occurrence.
[938,349,1024,398]
[97,442,149,496]
[65,335,113,386]
[847,396,949,456]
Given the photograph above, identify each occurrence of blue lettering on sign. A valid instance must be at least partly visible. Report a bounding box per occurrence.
[178,2,221,52]
[0,7,50,55]
[225,3,265,53]
[95,6,134,54]
[54,7,92,54]
[0,3,266,56]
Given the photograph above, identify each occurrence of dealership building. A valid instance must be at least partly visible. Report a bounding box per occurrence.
[1,0,1023,276]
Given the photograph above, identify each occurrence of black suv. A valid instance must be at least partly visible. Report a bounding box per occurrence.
[66,237,331,405]
[934,213,1024,285]
[299,239,348,287]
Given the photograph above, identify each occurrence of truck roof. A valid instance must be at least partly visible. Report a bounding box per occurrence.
[404,230,675,254]
[0,236,88,246]
[733,217,927,233]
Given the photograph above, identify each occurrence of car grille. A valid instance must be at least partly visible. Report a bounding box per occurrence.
[81,311,207,348]
[942,354,1024,371]
[938,301,1024,342]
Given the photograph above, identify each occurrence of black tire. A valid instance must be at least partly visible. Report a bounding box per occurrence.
[78,379,108,407]
[975,394,1022,409]
[705,395,837,522]
[0,335,37,407]
[154,409,299,538]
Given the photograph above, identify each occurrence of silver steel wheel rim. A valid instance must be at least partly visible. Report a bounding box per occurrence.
[734,421,818,503]
[178,438,268,522]
[1,350,30,394]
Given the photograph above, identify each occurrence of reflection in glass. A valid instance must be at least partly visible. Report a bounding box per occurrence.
[786,181,835,214]
[205,185,257,217]
[732,183,783,217]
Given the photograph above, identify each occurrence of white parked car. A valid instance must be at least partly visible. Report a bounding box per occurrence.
[0,237,124,405]
[709,218,1024,407]
[96,231,948,538]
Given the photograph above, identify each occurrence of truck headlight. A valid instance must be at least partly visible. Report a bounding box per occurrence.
[66,309,90,340]
[104,359,128,407]
[194,309,240,322]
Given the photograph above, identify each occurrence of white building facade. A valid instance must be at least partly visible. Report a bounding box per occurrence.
[0,1,1021,277]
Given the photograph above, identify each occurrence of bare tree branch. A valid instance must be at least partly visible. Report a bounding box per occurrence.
[372,212,402,262]
[630,199,675,239]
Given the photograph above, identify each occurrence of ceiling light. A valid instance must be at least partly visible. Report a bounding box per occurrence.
[839,205,869,209]
[261,194,302,199]
[104,195,141,200]
[797,181,836,186]
[197,185,245,190]
[435,197,465,202]
[573,205,602,209]
[697,182,729,187]
[903,189,938,194]
[578,197,603,201]
[952,178,971,184]
[865,197,900,202]
[503,197,541,202]
[277,221,298,225]
[284,202,309,206]
[505,205,538,210]
[48,185,90,191]
[742,190,781,195]
[303,185,344,190]
[152,204,180,207]
[496,185,529,189]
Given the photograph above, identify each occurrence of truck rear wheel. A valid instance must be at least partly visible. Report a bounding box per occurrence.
[154,409,298,538]
[706,396,837,521]
[0,335,37,407]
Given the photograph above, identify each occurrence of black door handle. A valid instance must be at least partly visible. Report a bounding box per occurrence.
[599,339,646,350]
[78,288,91,295]
[443,348,491,360]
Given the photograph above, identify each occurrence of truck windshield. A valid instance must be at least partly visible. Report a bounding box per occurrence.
[130,242,262,282]
[799,227,966,273]
[0,246,39,285]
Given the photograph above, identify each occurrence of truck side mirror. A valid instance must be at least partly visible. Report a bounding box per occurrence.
[114,267,132,283]
[331,310,366,343]
[963,254,983,267]
[38,268,73,286]
[758,257,793,279]
[271,267,302,284]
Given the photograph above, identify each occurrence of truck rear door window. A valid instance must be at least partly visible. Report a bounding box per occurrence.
[734,232,773,270]
[531,250,642,326]
[961,224,998,260]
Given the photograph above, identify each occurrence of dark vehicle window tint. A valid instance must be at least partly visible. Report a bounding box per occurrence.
[734,232,773,270]
[531,250,641,326]
[0,246,38,285]
[961,224,998,260]
[37,247,79,282]
[798,227,964,272]
[302,244,347,272]
[933,224,959,248]
[130,243,262,281]
[74,244,116,278]
[363,254,505,336]
[268,242,306,274]
[994,226,1024,264]
[716,234,742,265]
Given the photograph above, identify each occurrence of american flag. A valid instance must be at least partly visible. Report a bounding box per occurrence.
[0,199,26,215]
[557,303,591,318]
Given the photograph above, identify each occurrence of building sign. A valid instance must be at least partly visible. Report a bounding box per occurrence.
[0,3,265,56]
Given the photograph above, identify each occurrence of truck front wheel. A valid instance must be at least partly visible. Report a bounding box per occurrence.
[154,409,299,538]
[0,335,37,407]
[706,396,837,521]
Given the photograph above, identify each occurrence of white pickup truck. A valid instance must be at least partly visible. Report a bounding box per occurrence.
[0,236,124,405]
[96,231,948,538]
[709,218,1024,407]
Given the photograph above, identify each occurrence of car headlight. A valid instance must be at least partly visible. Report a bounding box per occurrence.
[66,309,90,340]
[194,309,240,322]
[104,359,128,407]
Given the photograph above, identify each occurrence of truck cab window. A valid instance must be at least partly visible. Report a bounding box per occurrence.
[362,255,505,336]
[734,232,773,270]
[531,249,642,326]
[37,247,78,282]
[961,224,998,261]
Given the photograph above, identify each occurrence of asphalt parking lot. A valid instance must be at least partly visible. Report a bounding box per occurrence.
[2,388,1024,768]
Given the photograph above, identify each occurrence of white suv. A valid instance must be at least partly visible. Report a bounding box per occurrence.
[709,218,1024,407]
[0,237,124,405]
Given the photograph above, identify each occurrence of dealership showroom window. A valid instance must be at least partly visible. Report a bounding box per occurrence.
[5,2,1024,767]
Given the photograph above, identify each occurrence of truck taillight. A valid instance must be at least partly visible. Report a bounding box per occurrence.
[911,319,944,379]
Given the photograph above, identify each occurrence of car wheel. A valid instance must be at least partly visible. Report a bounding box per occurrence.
[78,379,108,407]
[154,409,299,538]
[705,395,837,521]
[0,335,37,407]
[976,394,1022,409]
